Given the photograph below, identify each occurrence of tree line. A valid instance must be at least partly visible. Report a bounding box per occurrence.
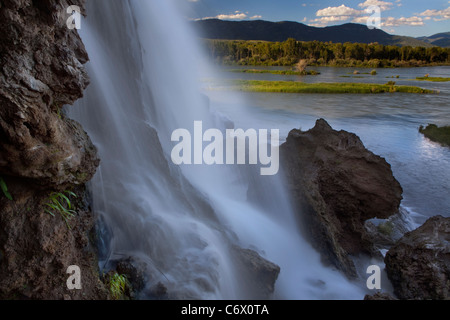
[203,38,450,68]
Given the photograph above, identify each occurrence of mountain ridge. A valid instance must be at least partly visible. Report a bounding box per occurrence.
[193,19,435,47]
[418,32,450,48]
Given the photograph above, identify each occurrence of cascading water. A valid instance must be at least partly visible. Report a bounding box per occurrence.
[70,0,367,299]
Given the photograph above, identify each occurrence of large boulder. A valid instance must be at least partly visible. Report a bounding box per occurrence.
[280,119,403,277]
[231,246,281,299]
[385,215,450,300]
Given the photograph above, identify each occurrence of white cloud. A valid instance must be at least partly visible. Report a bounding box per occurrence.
[309,15,352,27]
[216,13,247,20]
[358,0,395,11]
[316,5,362,17]
[419,7,450,20]
[352,14,425,28]
[311,1,432,29]
[352,16,371,24]
[382,16,424,26]
[197,11,263,21]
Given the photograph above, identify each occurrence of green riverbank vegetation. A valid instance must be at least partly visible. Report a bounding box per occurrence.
[415,77,450,82]
[205,39,450,67]
[230,80,436,94]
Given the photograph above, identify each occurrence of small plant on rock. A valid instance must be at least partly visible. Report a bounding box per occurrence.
[377,221,395,236]
[107,272,129,300]
[44,191,77,228]
[0,177,13,201]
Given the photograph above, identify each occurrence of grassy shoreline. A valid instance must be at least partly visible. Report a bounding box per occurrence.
[415,77,450,82]
[228,69,320,76]
[230,80,436,94]
[419,124,450,146]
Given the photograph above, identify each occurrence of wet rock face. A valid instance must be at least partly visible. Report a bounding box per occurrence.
[0,0,106,299]
[280,119,403,278]
[385,215,450,300]
[0,0,98,188]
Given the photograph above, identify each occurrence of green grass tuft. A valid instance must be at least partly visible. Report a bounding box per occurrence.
[230,80,436,94]
[415,77,450,82]
[44,191,77,229]
[419,124,450,146]
[0,177,13,201]
[107,273,129,300]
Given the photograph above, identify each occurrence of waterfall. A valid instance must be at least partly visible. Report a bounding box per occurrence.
[70,0,366,299]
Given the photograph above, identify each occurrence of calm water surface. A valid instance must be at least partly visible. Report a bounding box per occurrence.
[205,66,450,226]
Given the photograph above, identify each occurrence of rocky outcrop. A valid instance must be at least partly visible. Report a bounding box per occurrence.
[231,246,280,299]
[0,0,106,299]
[385,215,450,300]
[280,119,403,278]
[0,0,98,188]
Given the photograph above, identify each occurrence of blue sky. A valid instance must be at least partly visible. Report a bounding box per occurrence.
[184,0,450,37]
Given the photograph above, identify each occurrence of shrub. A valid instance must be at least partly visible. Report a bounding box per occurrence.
[419,124,450,146]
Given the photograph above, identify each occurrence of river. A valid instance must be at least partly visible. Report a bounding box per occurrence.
[206,65,450,226]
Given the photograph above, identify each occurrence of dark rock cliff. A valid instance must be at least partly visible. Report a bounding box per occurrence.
[0,0,98,186]
[0,0,107,299]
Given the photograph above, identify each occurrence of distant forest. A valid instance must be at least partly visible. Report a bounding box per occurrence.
[204,38,450,67]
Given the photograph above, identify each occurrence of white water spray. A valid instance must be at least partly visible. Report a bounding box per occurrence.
[70,0,367,299]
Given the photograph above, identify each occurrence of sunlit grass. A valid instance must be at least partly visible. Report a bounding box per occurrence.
[231,80,436,94]
[415,77,450,82]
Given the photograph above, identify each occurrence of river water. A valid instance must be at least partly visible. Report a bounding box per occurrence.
[207,66,450,226]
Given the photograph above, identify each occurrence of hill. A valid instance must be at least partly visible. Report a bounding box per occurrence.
[193,19,433,47]
[418,32,450,48]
